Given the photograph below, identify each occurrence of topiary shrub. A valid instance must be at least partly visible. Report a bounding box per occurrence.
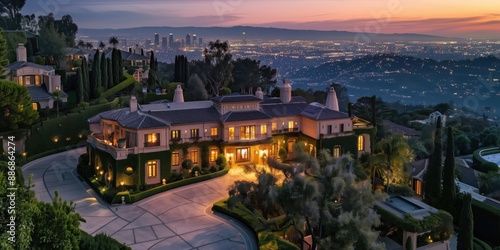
[201,166,209,175]
[191,166,201,177]
[209,165,217,173]
[480,162,499,173]
[170,170,182,182]
[278,148,288,162]
[182,159,193,170]
[405,236,413,250]
[216,154,226,166]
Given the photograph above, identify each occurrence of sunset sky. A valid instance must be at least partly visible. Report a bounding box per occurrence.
[22,0,500,39]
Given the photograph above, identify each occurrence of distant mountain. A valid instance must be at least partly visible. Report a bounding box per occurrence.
[291,54,500,110]
[79,26,450,42]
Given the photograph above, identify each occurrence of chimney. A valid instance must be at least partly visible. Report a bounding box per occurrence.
[280,79,292,103]
[255,87,264,99]
[325,86,339,111]
[173,85,184,103]
[17,43,27,62]
[130,95,138,112]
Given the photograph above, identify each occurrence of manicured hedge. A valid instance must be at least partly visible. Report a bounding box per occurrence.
[472,147,500,172]
[474,237,493,250]
[100,73,135,99]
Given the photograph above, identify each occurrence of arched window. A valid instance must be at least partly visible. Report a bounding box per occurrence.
[358,135,365,151]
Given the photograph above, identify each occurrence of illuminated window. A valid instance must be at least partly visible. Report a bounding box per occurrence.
[32,103,37,111]
[236,148,250,162]
[147,160,158,178]
[358,135,365,151]
[172,152,179,166]
[288,121,294,131]
[272,122,277,131]
[210,148,218,162]
[171,130,180,139]
[19,76,23,85]
[190,129,199,138]
[145,133,160,147]
[261,125,267,135]
[333,145,341,158]
[191,149,199,164]
[228,127,235,140]
[240,126,255,140]
[25,76,31,85]
[35,76,40,85]
[415,180,422,195]
[210,127,218,137]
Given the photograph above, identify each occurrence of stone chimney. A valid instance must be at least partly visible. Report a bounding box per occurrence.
[173,85,184,103]
[255,87,264,99]
[280,79,292,103]
[130,95,138,112]
[325,86,339,111]
[17,43,27,62]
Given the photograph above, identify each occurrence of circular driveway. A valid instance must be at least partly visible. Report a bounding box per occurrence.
[22,148,258,250]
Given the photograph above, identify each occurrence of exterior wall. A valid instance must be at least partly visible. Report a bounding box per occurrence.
[300,117,319,139]
[321,135,358,158]
[171,122,221,143]
[14,66,54,78]
[319,118,353,138]
[218,101,260,115]
[222,120,271,142]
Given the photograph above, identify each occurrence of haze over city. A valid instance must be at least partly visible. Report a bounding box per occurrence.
[22,0,500,39]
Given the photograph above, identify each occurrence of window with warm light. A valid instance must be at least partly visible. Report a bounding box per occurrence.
[210,148,218,162]
[288,121,294,131]
[145,133,160,147]
[25,76,31,85]
[333,145,341,158]
[272,122,277,131]
[171,130,180,139]
[147,160,158,178]
[228,127,235,140]
[236,148,250,162]
[32,103,37,111]
[358,135,365,151]
[172,152,179,166]
[210,127,218,137]
[415,180,422,195]
[261,125,267,135]
[240,126,255,140]
[190,129,199,139]
[35,75,40,85]
[19,76,23,85]
[191,149,199,164]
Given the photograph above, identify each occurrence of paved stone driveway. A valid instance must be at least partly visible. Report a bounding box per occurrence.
[23,148,257,250]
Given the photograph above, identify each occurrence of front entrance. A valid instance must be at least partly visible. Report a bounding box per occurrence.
[236,147,250,163]
[225,144,271,165]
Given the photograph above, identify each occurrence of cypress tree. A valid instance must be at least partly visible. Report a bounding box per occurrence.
[457,193,473,250]
[107,57,113,89]
[81,57,90,101]
[91,50,101,98]
[0,28,9,78]
[76,67,83,105]
[423,116,443,206]
[112,48,120,86]
[100,52,108,91]
[174,55,179,82]
[147,51,157,92]
[442,126,457,213]
[183,56,189,83]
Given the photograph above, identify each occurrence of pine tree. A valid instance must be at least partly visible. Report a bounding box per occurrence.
[107,57,113,89]
[423,116,443,206]
[441,126,457,213]
[91,50,101,98]
[100,52,108,91]
[457,193,473,250]
[76,67,83,105]
[81,57,90,101]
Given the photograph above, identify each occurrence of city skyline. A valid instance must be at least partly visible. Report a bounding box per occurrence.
[22,0,500,39]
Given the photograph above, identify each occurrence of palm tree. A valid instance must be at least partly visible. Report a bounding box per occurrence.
[85,42,93,50]
[77,39,85,49]
[373,133,414,193]
[98,40,106,50]
[109,36,119,48]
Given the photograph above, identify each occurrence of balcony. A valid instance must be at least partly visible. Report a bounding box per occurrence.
[272,127,299,134]
[88,135,168,160]
[227,134,270,142]
[170,136,220,144]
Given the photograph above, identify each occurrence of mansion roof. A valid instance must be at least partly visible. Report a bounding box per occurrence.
[5,61,55,72]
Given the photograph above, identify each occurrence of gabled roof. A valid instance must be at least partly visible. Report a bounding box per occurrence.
[5,61,54,72]
[300,103,349,121]
[212,95,262,103]
[220,110,271,122]
[260,102,308,117]
[150,107,221,125]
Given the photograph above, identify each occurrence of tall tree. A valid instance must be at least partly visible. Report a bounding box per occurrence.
[111,48,121,86]
[38,24,66,67]
[0,0,25,30]
[0,28,9,77]
[202,40,233,96]
[441,127,457,213]
[100,52,108,91]
[0,80,39,132]
[185,74,208,101]
[457,193,473,250]
[91,50,101,98]
[76,67,83,105]
[232,58,260,94]
[81,57,90,101]
[352,95,392,139]
[423,116,443,207]
[55,15,78,47]
[108,36,119,48]
[147,51,157,92]
[259,64,277,94]
[107,57,113,89]
[21,14,37,33]
[174,55,189,83]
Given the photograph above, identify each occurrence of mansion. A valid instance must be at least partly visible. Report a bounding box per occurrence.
[86,81,373,187]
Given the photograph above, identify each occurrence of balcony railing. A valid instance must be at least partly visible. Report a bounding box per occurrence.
[88,135,168,160]
[272,127,299,134]
[227,134,270,142]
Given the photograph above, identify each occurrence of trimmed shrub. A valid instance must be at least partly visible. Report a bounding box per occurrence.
[209,165,217,173]
[80,230,131,250]
[278,147,287,162]
[170,170,182,182]
[480,162,499,173]
[215,154,226,166]
[182,159,193,170]
[201,167,209,175]
[191,166,201,177]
